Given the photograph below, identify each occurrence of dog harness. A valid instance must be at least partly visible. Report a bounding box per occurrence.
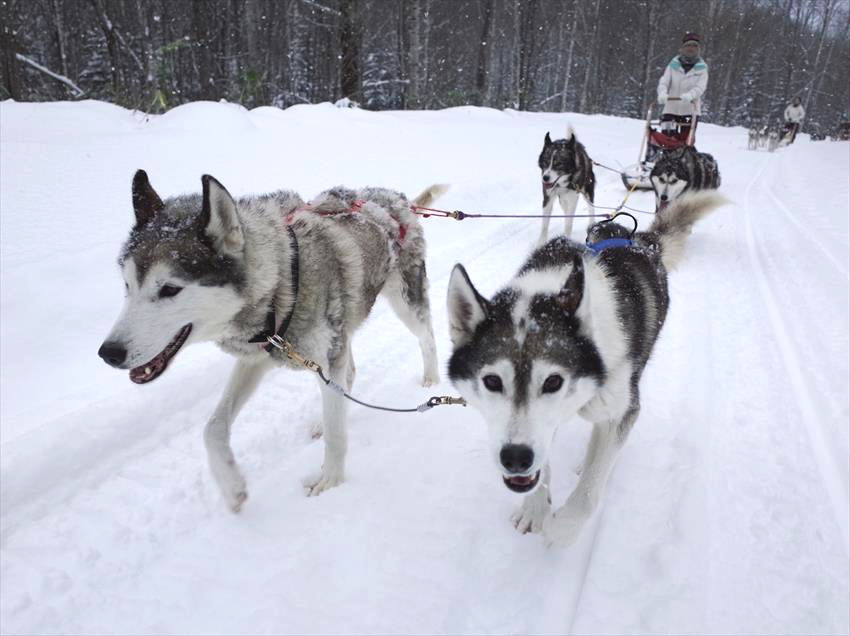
[248,226,300,352]
[585,238,634,254]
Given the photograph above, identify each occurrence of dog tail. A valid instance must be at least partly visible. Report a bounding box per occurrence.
[649,191,729,270]
[412,184,450,209]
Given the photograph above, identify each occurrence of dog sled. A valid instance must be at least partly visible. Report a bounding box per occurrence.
[621,98,697,190]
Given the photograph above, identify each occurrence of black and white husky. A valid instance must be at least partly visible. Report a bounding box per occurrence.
[446,191,726,547]
[98,171,445,511]
[650,145,720,211]
[537,126,596,245]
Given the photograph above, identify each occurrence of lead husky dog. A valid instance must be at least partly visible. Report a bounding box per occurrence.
[446,191,726,547]
[650,145,720,211]
[537,126,596,245]
[98,171,444,511]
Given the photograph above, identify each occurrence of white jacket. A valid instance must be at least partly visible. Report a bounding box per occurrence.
[657,56,709,116]
[784,104,805,123]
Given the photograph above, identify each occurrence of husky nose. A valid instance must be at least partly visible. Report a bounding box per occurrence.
[660,194,668,201]
[500,444,534,474]
[98,341,127,367]
[542,174,551,183]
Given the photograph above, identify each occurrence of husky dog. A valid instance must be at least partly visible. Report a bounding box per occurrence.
[650,145,720,211]
[98,171,445,511]
[747,127,760,150]
[446,191,727,547]
[767,128,781,152]
[537,126,596,245]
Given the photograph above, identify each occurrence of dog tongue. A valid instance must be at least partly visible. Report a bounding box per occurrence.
[129,353,167,384]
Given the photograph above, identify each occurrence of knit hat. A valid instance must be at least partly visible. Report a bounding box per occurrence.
[682,32,701,46]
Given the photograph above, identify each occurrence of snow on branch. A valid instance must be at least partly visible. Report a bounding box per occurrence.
[300,0,341,16]
[15,53,85,97]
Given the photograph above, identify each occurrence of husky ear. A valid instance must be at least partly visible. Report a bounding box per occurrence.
[557,254,584,315]
[447,264,489,347]
[565,125,576,146]
[201,175,244,257]
[544,132,552,147]
[132,169,164,227]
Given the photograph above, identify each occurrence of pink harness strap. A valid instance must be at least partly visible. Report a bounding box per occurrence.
[283,199,407,246]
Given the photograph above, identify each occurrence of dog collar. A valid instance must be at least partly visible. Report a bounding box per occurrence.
[585,238,634,254]
[248,226,300,352]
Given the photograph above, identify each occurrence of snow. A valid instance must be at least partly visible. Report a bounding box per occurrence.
[1,99,848,635]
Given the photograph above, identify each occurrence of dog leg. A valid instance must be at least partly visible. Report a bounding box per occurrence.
[558,189,579,238]
[204,356,274,512]
[511,464,551,534]
[303,348,352,496]
[382,271,440,386]
[537,192,555,246]
[543,403,639,548]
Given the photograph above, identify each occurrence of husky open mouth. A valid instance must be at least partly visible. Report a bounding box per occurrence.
[129,324,192,384]
[503,470,541,493]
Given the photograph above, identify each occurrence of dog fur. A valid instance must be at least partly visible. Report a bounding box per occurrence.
[446,191,727,547]
[98,171,445,511]
[537,126,596,245]
[650,145,720,211]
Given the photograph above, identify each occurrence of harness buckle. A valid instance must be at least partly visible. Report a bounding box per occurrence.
[427,395,468,408]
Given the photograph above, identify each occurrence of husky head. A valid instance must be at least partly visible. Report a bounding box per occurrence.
[98,170,247,383]
[650,149,690,211]
[538,126,581,195]
[446,250,604,494]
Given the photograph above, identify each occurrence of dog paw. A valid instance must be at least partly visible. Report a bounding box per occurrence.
[228,490,249,513]
[542,506,588,548]
[302,468,344,497]
[421,371,440,387]
[511,492,550,535]
[208,455,249,513]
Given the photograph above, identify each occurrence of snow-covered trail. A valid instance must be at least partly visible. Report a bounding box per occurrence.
[1,101,847,635]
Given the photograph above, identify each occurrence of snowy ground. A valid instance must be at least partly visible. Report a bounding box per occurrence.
[1,100,848,635]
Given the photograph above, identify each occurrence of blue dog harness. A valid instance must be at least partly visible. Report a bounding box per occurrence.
[585,237,634,254]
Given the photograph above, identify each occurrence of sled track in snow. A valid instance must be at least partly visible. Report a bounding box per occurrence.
[764,187,849,281]
[743,156,850,556]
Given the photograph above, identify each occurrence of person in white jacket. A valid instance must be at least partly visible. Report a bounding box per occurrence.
[657,32,708,144]
[783,96,805,143]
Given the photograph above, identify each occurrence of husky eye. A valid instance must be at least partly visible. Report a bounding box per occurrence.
[542,374,564,394]
[158,284,183,299]
[482,374,503,393]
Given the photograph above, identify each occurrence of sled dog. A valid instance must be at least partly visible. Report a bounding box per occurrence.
[537,126,596,245]
[650,145,720,211]
[98,171,445,511]
[446,191,727,547]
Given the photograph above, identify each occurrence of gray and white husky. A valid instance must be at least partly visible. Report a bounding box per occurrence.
[98,170,445,511]
[650,145,720,211]
[446,191,726,547]
[537,126,596,245]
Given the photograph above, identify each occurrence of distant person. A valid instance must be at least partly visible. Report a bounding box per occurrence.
[657,32,708,144]
[783,96,805,143]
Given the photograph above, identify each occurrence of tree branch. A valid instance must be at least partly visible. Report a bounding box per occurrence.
[15,52,84,96]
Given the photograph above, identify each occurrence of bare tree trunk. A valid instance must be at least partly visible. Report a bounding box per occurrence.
[50,0,69,78]
[560,0,578,112]
[474,0,495,106]
[578,0,601,113]
[803,0,836,115]
[639,0,657,117]
[0,4,23,101]
[718,0,746,124]
[339,0,360,100]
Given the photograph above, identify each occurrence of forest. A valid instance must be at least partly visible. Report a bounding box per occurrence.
[1,0,847,132]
